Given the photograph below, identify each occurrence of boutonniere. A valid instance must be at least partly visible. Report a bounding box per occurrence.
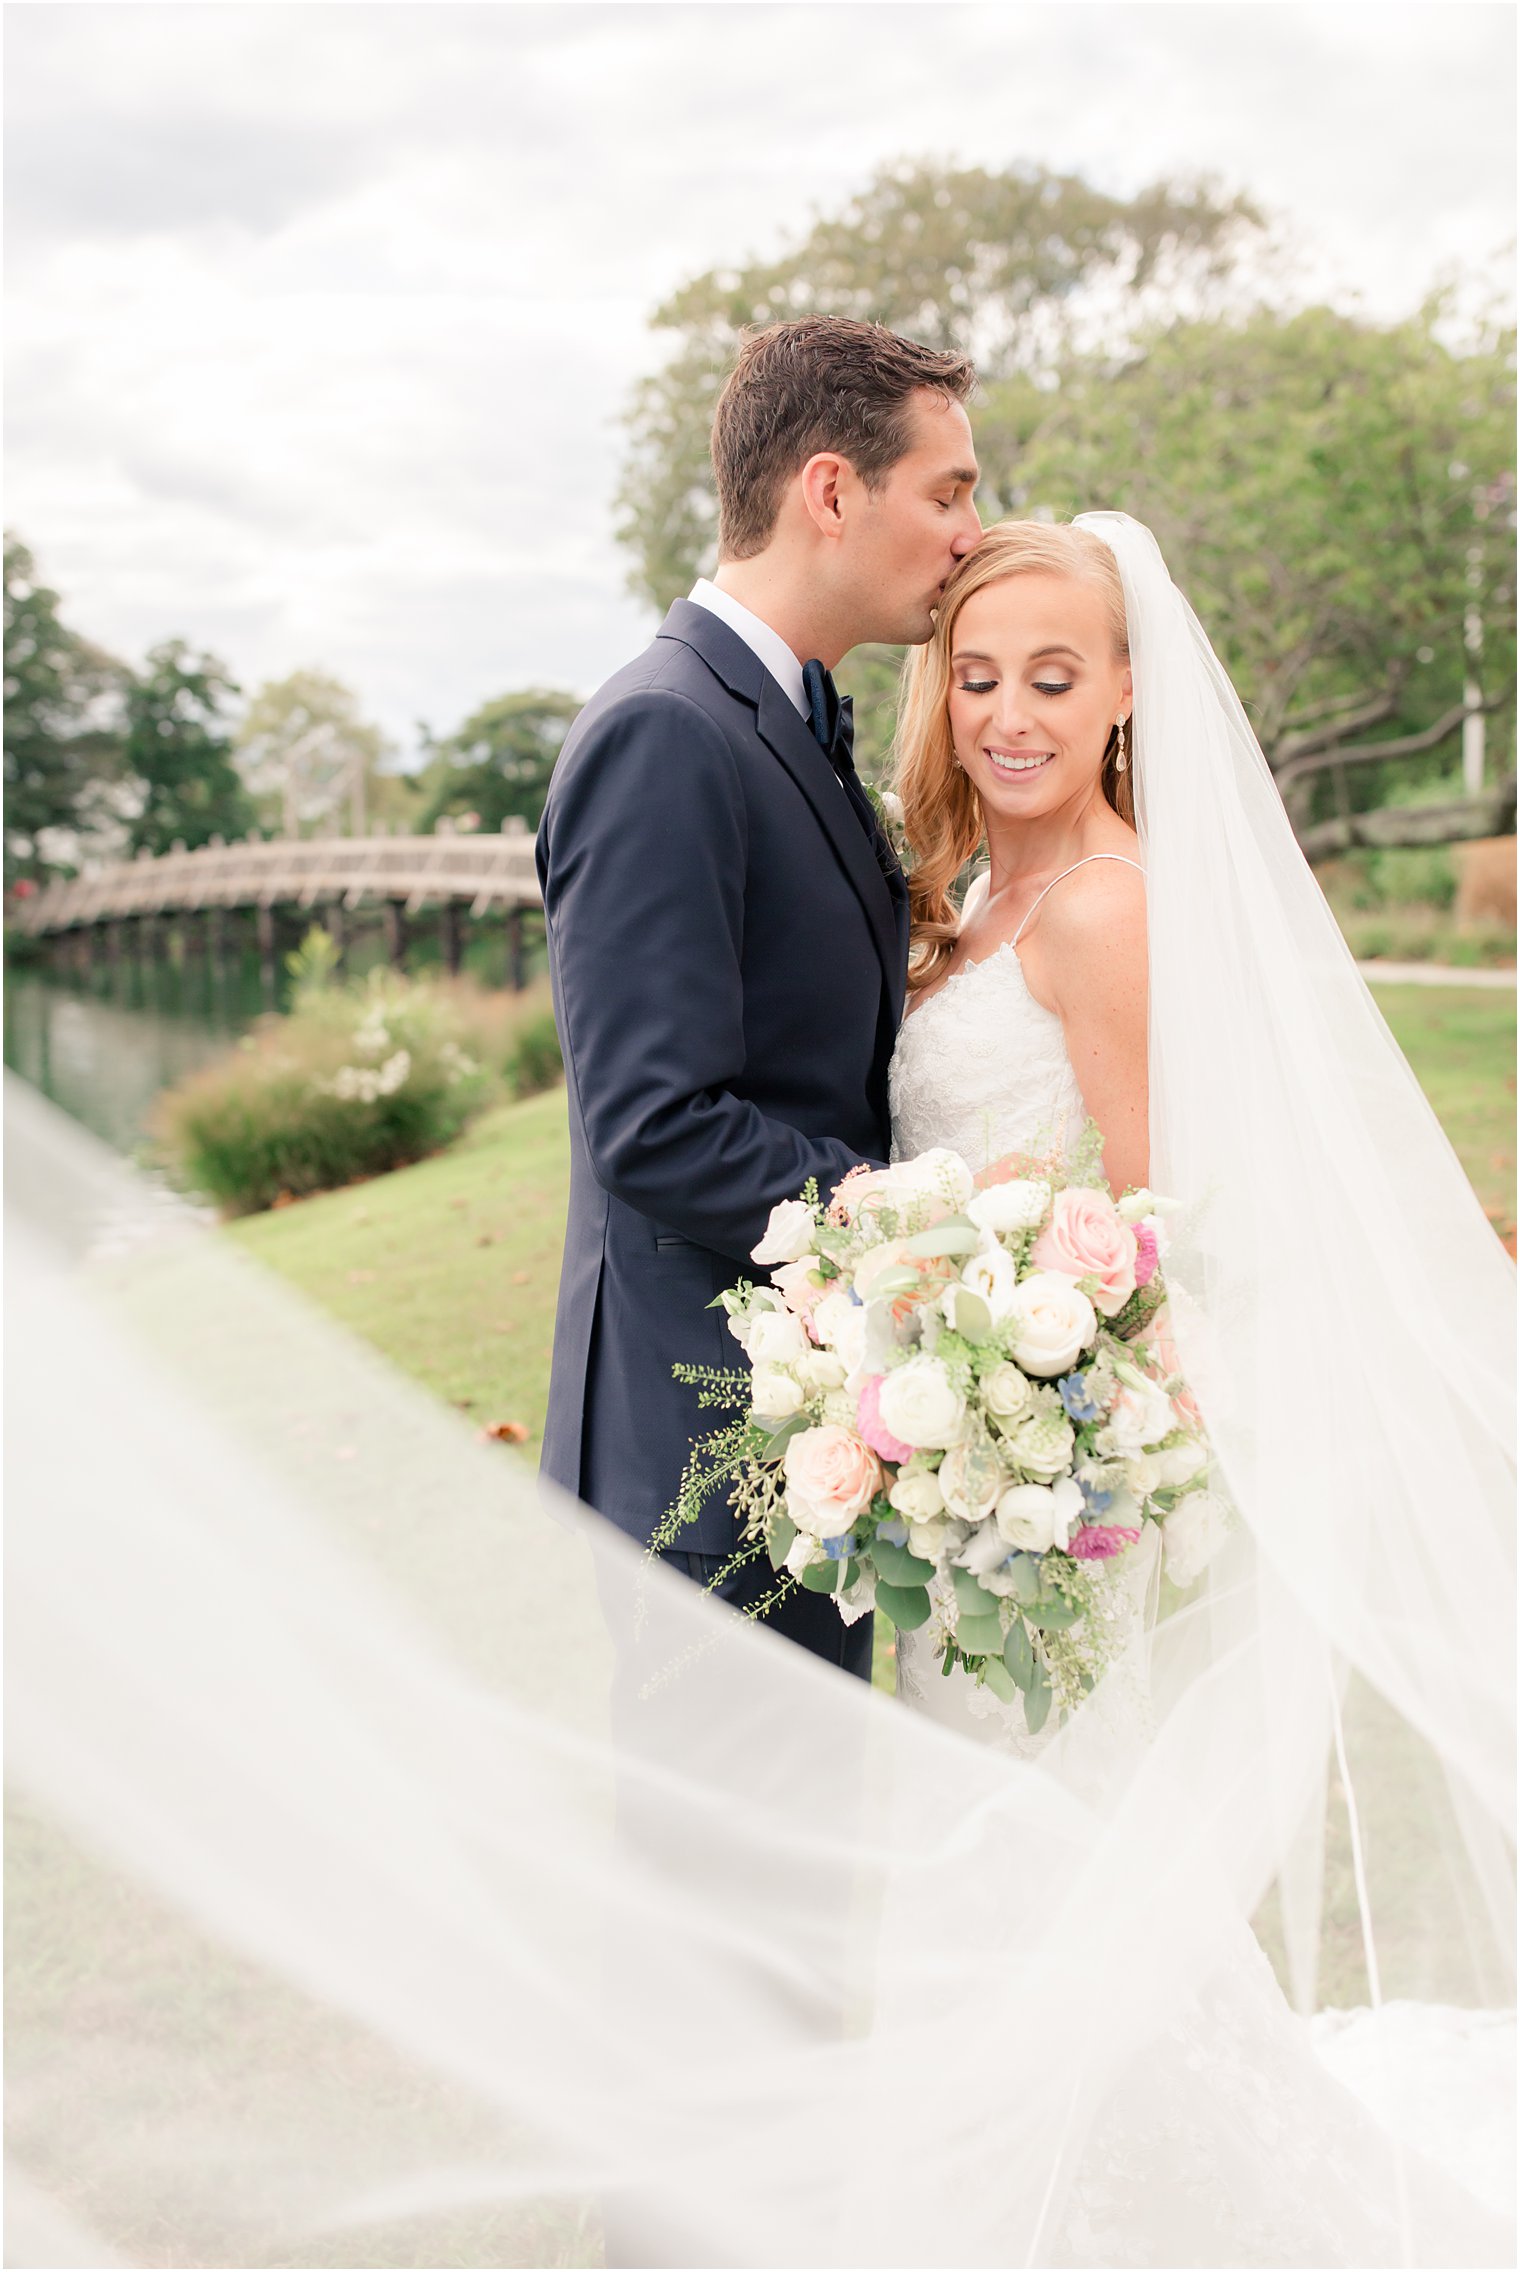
[863,783,907,864]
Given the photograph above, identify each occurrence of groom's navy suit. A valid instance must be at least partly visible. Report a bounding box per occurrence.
[537,598,909,1674]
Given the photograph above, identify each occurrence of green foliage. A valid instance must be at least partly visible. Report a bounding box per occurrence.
[123,639,253,856]
[3,533,129,882]
[616,159,1263,616]
[993,301,1516,819]
[416,689,581,836]
[504,1006,563,1099]
[154,972,501,1215]
[284,923,343,1000]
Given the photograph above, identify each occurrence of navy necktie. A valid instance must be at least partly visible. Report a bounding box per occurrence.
[803,659,902,886]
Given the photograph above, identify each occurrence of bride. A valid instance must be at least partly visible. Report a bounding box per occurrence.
[5,515,1512,2270]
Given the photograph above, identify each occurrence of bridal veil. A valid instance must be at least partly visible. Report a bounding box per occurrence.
[5,515,1513,2267]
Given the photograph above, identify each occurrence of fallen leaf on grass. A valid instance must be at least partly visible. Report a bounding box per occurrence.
[481,1420,530,1444]
[510,1269,531,1285]
[347,1269,376,1285]
[476,1233,494,1247]
[452,1397,477,1410]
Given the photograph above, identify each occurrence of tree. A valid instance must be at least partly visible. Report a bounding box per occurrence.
[616,159,1265,613]
[988,301,1517,843]
[236,670,389,838]
[415,688,581,835]
[123,640,254,856]
[3,534,128,881]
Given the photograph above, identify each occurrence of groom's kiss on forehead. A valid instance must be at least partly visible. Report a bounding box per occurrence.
[707,315,983,664]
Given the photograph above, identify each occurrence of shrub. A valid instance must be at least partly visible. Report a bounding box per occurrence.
[155,967,497,1215]
[505,1006,563,1099]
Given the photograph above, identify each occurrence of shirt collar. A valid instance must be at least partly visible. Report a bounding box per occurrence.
[687,578,809,720]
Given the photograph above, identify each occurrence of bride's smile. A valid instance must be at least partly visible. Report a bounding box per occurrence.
[948,571,1131,823]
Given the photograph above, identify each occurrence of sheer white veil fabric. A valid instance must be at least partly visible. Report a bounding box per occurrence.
[4,514,1514,2269]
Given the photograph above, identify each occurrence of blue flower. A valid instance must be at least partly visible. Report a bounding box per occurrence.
[1077,1474,1114,1517]
[1059,1371,1103,1424]
[875,1516,910,1548]
[822,1533,857,1561]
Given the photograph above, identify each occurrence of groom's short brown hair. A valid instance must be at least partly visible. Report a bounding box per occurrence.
[711,316,977,560]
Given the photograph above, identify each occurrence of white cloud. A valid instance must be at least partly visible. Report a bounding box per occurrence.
[5,1,1513,749]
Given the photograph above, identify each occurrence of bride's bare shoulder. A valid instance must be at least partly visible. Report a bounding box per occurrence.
[1033,849,1147,963]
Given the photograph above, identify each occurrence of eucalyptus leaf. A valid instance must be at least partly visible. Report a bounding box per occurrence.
[951,1566,999,1620]
[864,1266,922,1301]
[979,1657,1017,1703]
[1024,1661,1053,1735]
[766,1512,798,1572]
[942,1285,992,1343]
[799,1558,840,1594]
[875,1581,933,1631]
[1005,1555,1044,1604]
[755,1411,810,1461]
[899,1217,981,1260]
[956,1613,1004,1658]
[870,1538,936,1588]
[1003,1617,1035,1689]
[1025,1595,1081,1631]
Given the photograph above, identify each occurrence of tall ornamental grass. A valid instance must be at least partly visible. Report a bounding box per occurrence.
[155,939,561,1215]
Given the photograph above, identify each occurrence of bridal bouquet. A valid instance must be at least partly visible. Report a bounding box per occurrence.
[663,1132,1229,1727]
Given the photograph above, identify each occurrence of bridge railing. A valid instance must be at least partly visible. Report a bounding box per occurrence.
[11,827,543,936]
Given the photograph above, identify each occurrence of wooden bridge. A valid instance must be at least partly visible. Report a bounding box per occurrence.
[10,821,544,991]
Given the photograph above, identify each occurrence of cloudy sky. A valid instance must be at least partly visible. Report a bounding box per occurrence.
[5,1,1514,756]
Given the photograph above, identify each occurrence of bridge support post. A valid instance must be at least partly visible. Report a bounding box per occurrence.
[326,903,347,973]
[507,906,527,992]
[206,906,226,975]
[383,900,408,969]
[439,901,462,977]
[256,905,278,1004]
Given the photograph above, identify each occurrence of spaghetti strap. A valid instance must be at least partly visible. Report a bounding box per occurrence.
[1010,853,1145,948]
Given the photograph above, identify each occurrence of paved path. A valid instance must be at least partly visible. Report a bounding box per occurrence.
[1359,960,1516,990]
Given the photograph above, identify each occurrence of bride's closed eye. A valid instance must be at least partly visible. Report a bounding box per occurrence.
[958,678,996,693]
[1033,680,1073,696]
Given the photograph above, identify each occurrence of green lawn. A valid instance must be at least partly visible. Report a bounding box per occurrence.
[1373,984,1516,1247]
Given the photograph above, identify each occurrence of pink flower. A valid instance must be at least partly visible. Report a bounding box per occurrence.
[1133,1223,1160,1289]
[856,1374,914,1464]
[1031,1187,1138,1318]
[782,1426,883,1538]
[1067,1522,1142,1561]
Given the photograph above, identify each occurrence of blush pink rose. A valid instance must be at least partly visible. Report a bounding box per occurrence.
[1133,1222,1160,1289]
[782,1426,883,1536]
[1067,1522,1142,1561]
[1031,1187,1138,1318]
[856,1374,914,1464]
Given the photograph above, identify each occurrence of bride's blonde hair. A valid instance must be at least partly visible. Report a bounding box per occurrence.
[894,520,1132,994]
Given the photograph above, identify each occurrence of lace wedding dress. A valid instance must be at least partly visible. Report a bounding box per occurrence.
[884,858,1513,2265]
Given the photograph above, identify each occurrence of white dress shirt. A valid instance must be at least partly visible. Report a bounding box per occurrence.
[687,578,810,721]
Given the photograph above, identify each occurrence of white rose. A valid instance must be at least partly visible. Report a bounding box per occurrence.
[1106,1377,1174,1458]
[906,1515,951,1562]
[813,1290,868,1379]
[1123,1452,1165,1498]
[887,1468,945,1521]
[1152,1438,1206,1489]
[1006,1409,1076,1483]
[897,1147,976,1212]
[1005,1272,1098,1377]
[750,1366,805,1421]
[981,1361,1034,1422]
[747,1308,809,1366]
[995,1476,1083,1553]
[958,1243,1019,1322]
[937,1441,1003,1524]
[968,1178,1051,1235]
[1162,1490,1232,1588]
[839,1164,920,1224]
[751,1198,816,1266]
[876,1354,966,1450]
[798,1350,848,1393]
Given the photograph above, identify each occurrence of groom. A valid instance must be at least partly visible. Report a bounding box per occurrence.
[538,314,980,1679]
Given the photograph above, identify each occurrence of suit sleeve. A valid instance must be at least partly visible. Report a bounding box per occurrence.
[540,687,883,1264]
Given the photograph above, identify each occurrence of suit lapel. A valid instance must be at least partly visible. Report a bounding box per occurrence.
[753,676,907,1022]
[657,600,908,1027]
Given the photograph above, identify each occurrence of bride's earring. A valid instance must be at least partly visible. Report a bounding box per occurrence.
[1114,716,1129,774]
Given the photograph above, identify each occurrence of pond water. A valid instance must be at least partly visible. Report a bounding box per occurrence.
[4,955,282,1156]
